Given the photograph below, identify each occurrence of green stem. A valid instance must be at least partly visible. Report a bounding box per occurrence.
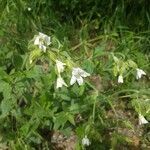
[92,97,97,123]
[92,90,98,123]
[111,89,139,97]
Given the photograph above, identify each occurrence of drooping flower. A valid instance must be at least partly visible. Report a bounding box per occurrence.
[139,114,148,125]
[34,32,51,52]
[70,67,90,86]
[56,76,67,89]
[56,60,66,74]
[136,68,146,80]
[82,135,90,146]
[118,75,123,83]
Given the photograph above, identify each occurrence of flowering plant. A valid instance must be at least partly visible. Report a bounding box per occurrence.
[0,1,149,149]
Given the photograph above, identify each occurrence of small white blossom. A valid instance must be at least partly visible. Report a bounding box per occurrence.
[136,68,146,80]
[28,7,31,11]
[118,75,123,83]
[29,59,32,64]
[56,60,66,74]
[82,135,90,146]
[139,114,148,125]
[34,32,51,52]
[39,44,47,52]
[56,76,67,89]
[70,67,90,86]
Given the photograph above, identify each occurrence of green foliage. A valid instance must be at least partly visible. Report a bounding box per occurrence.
[0,0,149,149]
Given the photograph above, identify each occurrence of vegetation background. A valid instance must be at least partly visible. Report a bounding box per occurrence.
[0,0,150,149]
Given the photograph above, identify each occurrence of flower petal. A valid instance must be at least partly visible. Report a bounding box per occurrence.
[82,135,90,146]
[72,68,78,76]
[34,36,40,45]
[56,60,66,73]
[140,69,146,75]
[38,32,51,45]
[72,67,90,77]
[136,69,142,79]
[136,68,146,80]
[136,74,139,80]
[39,32,47,38]
[77,76,84,85]
[45,36,51,45]
[139,114,148,125]
[56,76,67,89]
[39,44,46,52]
[79,69,90,77]
[118,75,123,83]
[70,75,77,85]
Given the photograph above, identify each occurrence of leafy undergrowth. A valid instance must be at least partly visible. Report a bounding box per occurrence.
[0,0,150,150]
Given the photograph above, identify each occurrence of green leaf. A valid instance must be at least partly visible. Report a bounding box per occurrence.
[0,68,9,80]
[71,84,85,97]
[58,93,71,101]
[52,36,62,49]
[127,59,137,68]
[66,113,75,125]
[25,65,43,79]
[112,55,119,63]
[113,65,119,76]
[0,97,15,117]
[53,112,67,130]
[0,81,12,99]
[82,59,94,74]
[53,112,75,130]
[29,49,42,64]
[69,103,79,113]
[94,46,105,57]
[12,54,23,70]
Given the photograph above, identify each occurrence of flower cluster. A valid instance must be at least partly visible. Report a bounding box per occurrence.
[34,32,51,52]
[56,60,90,89]
[29,32,149,147]
[118,68,146,84]
[112,55,147,84]
[32,32,90,89]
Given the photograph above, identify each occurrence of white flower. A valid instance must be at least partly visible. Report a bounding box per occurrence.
[34,32,51,52]
[56,60,66,74]
[82,135,90,146]
[70,67,90,86]
[39,44,47,52]
[56,76,67,89]
[139,114,148,125]
[28,7,31,11]
[136,68,146,80]
[118,75,123,83]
